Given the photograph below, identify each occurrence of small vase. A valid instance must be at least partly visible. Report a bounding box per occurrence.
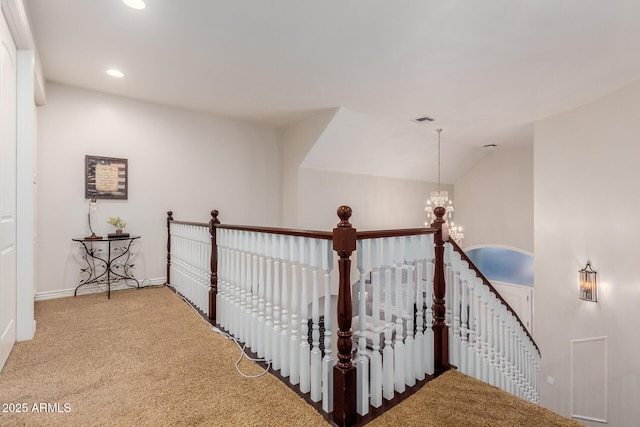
[116,229,123,234]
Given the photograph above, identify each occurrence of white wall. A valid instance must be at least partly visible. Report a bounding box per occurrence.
[282,109,450,231]
[281,109,337,228]
[37,83,282,297]
[534,78,640,425]
[454,144,533,252]
[297,167,451,231]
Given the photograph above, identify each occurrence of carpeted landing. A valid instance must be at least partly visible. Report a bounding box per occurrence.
[0,287,582,426]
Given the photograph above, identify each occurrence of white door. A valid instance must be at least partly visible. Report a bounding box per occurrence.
[493,281,533,335]
[0,13,18,371]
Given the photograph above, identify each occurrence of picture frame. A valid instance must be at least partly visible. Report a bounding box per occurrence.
[85,155,128,200]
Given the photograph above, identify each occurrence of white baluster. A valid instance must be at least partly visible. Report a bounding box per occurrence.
[321,239,334,413]
[524,342,529,399]
[513,327,521,397]
[444,244,453,366]
[452,252,462,371]
[264,234,273,361]
[245,232,254,344]
[459,272,469,375]
[382,238,394,400]
[244,233,253,347]
[226,229,233,329]
[471,278,480,380]
[251,233,259,351]
[280,235,290,378]
[425,250,435,376]
[310,239,322,402]
[496,296,505,391]
[467,274,476,378]
[500,305,509,392]
[369,238,383,408]
[216,230,223,326]
[257,233,265,358]
[475,283,484,381]
[404,253,415,387]
[509,317,517,395]
[289,236,300,386]
[517,327,524,397]
[215,229,223,327]
[504,316,512,394]
[356,239,370,416]
[222,229,230,330]
[487,293,496,386]
[393,236,405,394]
[233,230,242,338]
[533,349,540,404]
[272,234,281,370]
[205,236,212,315]
[414,251,425,381]
[237,231,246,342]
[299,237,311,394]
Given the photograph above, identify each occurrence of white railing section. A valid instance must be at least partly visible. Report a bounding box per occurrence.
[169,222,211,315]
[216,228,336,413]
[168,211,541,423]
[446,242,540,403]
[353,233,436,416]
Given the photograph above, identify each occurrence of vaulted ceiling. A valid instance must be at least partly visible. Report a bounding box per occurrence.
[24,0,640,182]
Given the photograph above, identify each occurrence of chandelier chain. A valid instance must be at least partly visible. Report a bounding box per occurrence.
[424,128,464,244]
[437,128,442,192]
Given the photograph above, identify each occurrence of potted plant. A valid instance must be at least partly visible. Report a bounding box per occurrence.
[107,216,127,234]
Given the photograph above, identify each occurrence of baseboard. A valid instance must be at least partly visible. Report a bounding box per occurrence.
[35,277,167,301]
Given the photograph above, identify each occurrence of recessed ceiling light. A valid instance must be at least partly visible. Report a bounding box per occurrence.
[106,69,124,78]
[122,0,146,10]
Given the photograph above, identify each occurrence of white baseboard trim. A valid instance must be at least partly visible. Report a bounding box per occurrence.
[35,277,167,301]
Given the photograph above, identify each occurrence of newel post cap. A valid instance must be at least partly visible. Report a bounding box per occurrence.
[210,210,220,224]
[333,205,356,253]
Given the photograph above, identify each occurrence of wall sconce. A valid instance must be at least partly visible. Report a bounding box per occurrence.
[85,195,102,240]
[579,261,597,302]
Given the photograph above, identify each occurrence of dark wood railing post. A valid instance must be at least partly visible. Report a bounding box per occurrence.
[332,206,357,427]
[167,211,173,285]
[431,206,450,373]
[209,210,220,324]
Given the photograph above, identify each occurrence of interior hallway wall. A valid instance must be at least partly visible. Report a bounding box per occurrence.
[534,78,640,426]
[36,83,282,297]
[454,144,533,252]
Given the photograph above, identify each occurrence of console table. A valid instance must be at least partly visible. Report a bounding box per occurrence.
[72,236,141,299]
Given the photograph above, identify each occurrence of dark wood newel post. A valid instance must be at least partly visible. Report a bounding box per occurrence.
[332,206,357,427]
[166,211,173,285]
[431,206,450,373]
[209,210,220,324]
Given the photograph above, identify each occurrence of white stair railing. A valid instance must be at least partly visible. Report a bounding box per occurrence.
[167,209,541,424]
[168,221,211,315]
[446,241,540,403]
[216,226,336,413]
[352,233,436,415]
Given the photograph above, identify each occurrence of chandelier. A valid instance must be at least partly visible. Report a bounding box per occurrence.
[424,128,464,244]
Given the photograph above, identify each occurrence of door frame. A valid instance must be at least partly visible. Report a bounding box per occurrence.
[2,0,46,343]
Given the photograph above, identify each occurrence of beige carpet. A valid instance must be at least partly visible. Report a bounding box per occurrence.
[0,287,582,427]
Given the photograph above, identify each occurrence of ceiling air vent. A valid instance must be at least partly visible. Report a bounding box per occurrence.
[483,144,498,148]
[414,116,434,123]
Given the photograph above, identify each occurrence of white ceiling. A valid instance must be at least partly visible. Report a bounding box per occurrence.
[24,0,640,182]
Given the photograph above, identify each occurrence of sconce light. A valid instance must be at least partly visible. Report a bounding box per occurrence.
[85,195,102,240]
[579,261,597,302]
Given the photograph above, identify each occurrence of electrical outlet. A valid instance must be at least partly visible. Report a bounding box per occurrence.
[547,376,555,385]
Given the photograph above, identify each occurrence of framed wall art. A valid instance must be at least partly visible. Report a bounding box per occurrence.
[85,155,128,200]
